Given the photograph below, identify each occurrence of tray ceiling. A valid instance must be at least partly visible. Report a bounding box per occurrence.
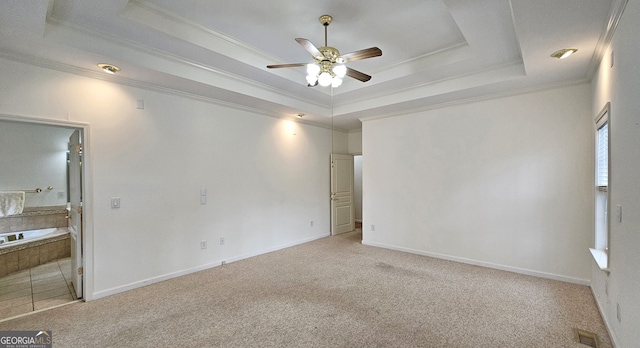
[0,0,620,130]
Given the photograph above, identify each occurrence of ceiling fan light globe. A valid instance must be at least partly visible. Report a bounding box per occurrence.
[332,64,347,78]
[331,77,343,88]
[318,72,333,87]
[306,74,319,85]
[306,63,321,75]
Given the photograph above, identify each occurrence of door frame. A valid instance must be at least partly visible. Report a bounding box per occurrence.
[68,130,83,299]
[353,153,363,225]
[0,113,94,301]
[330,153,355,235]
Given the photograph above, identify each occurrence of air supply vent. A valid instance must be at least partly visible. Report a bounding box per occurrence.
[575,328,599,348]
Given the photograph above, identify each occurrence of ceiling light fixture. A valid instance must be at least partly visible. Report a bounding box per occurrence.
[550,48,578,59]
[306,61,346,87]
[267,15,381,87]
[97,63,121,74]
[303,16,347,88]
[306,55,346,87]
[295,113,304,118]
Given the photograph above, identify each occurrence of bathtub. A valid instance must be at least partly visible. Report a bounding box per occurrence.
[0,227,71,277]
[0,227,67,248]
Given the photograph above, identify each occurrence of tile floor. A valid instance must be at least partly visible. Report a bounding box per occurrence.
[0,258,77,320]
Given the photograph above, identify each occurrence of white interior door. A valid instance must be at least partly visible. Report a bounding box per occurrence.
[68,130,83,299]
[331,154,354,235]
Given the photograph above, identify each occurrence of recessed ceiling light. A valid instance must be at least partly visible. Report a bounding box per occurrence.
[97,63,121,74]
[551,48,578,59]
[295,113,304,118]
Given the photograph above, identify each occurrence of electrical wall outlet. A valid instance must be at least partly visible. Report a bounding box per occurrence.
[371,224,375,231]
[200,241,207,249]
[310,220,314,227]
[220,237,225,245]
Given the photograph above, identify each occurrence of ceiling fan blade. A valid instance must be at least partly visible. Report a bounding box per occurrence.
[346,67,372,82]
[267,63,307,69]
[295,38,323,59]
[339,47,382,63]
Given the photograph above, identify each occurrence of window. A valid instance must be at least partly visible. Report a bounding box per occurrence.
[591,103,609,271]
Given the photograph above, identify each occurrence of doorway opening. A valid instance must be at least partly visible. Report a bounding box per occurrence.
[0,117,87,319]
[330,153,363,239]
[330,154,354,235]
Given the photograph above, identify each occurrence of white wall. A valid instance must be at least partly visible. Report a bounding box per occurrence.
[0,57,345,299]
[331,129,349,154]
[362,83,594,283]
[0,121,73,207]
[590,1,640,346]
[348,131,362,154]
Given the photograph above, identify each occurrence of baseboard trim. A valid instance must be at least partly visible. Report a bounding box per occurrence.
[92,232,330,300]
[91,260,224,300]
[590,286,619,348]
[224,233,329,264]
[361,240,590,286]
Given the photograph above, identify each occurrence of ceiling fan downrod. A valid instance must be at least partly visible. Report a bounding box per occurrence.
[320,15,332,47]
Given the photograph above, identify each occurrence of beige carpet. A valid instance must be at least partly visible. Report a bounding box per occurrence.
[0,230,611,347]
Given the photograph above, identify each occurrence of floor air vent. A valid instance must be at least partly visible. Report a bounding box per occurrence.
[575,328,599,348]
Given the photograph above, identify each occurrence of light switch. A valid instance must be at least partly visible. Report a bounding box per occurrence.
[111,197,121,209]
[616,205,622,223]
[200,188,207,205]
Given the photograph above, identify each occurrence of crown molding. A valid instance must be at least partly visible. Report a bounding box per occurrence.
[125,0,281,65]
[587,0,628,78]
[0,51,341,132]
[359,78,590,124]
[334,59,525,113]
[44,15,329,111]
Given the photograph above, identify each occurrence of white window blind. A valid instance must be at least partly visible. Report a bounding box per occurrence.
[596,123,608,187]
[592,104,610,269]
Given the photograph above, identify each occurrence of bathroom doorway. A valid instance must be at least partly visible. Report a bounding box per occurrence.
[0,117,88,319]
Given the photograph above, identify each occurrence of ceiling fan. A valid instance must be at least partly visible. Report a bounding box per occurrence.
[267,15,382,87]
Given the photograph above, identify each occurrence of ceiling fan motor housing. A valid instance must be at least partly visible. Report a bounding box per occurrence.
[318,46,340,63]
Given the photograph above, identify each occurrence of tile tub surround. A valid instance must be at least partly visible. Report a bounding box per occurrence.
[0,206,68,234]
[0,232,70,277]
